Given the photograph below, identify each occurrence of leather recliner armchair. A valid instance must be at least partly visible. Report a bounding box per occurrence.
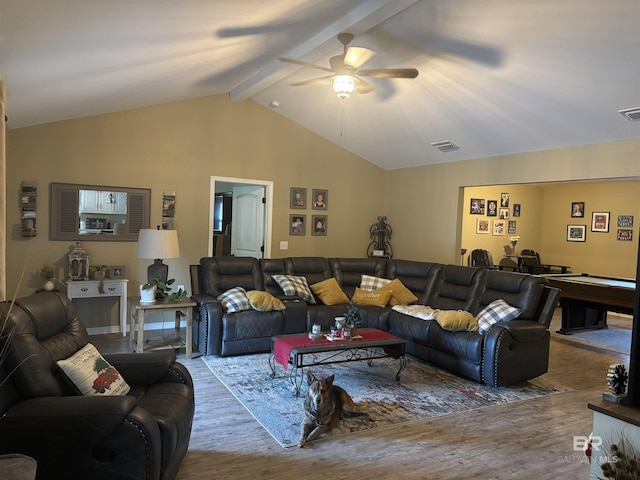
[0,292,194,480]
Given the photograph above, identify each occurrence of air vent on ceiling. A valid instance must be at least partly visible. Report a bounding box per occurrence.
[618,107,640,121]
[431,140,459,152]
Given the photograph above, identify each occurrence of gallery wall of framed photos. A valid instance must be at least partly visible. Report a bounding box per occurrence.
[461,180,640,277]
[289,187,328,237]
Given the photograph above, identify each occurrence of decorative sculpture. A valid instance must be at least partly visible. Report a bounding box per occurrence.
[367,216,393,258]
[606,363,628,396]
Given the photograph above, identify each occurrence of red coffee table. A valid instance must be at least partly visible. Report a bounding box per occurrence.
[269,328,406,396]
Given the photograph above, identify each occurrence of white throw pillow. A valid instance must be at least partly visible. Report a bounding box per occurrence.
[476,299,522,333]
[57,343,130,396]
[272,275,316,304]
[217,287,252,313]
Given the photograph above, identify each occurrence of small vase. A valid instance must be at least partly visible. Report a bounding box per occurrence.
[43,280,54,291]
[94,270,106,280]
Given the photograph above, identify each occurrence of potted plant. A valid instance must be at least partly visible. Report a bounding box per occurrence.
[343,300,361,337]
[90,265,108,280]
[140,278,187,304]
[40,264,55,291]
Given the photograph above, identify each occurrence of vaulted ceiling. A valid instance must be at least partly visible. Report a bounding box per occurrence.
[1,0,639,170]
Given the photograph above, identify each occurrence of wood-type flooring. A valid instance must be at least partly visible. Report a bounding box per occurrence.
[91,311,631,479]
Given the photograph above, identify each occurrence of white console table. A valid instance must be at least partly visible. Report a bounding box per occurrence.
[67,279,129,336]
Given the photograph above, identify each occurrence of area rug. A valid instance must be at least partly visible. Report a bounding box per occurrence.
[202,353,569,447]
[551,314,632,355]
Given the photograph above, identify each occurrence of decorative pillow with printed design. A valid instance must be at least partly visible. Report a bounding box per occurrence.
[272,275,316,304]
[310,278,350,305]
[217,286,252,313]
[352,287,392,307]
[360,274,392,291]
[476,299,522,333]
[57,343,130,396]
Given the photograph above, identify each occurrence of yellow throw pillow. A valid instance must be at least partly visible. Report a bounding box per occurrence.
[377,278,418,306]
[433,310,479,332]
[246,290,286,311]
[352,287,392,307]
[310,278,350,305]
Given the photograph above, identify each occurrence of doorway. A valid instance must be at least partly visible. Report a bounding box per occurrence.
[208,176,273,259]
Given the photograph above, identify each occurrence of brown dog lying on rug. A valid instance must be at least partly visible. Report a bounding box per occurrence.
[299,370,374,447]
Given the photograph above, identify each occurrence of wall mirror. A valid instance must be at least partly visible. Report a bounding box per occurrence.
[50,182,151,241]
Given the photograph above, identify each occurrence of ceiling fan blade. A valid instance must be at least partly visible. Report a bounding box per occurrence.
[290,75,334,87]
[357,68,419,79]
[344,46,375,69]
[355,77,374,94]
[278,58,333,73]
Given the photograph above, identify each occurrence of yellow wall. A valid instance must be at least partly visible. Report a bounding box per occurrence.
[6,93,640,329]
[460,181,640,277]
[461,184,544,266]
[384,140,640,270]
[6,95,385,329]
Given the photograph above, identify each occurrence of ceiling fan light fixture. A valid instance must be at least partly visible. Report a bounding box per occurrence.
[332,75,356,99]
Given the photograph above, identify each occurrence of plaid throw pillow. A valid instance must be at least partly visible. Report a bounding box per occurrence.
[272,275,316,304]
[476,299,522,334]
[217,287,252,313]
[360,274,392,291]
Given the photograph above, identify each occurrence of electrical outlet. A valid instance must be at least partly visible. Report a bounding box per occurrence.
[280,241,288,250]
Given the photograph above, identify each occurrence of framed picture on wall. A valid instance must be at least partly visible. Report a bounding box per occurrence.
[289,214,306,236]
[618,215,634,228]
[290,187,306,209]
[311,189,328,210]
[487,200,498,217]
[470,198,485,214]
[508,220,516,235]
[617,229,633,241]
[591,211,610,232]
[513,204,521,217]
[476,218,489,234]
[571,202,585,217]
[567,224,586,242]
[499,208,509,219]
[311,215,327,236]
[492,220,505,236]
[500,192,510,207]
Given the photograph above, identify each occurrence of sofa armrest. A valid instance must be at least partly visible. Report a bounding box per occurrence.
[494,320,549,342]
[191,293,221,307]
[104,352,193,387]
[482,321,550,386]
[5,396,140,441]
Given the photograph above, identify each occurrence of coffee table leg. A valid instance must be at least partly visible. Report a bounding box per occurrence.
[289,353,305,397]
[396,355,407,381]
[268,353,276,378]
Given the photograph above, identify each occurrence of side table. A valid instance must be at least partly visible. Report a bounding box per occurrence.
[67,279,129,336]
[129,297,196,359]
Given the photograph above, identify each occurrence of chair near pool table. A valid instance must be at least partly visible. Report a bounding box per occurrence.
[519,249,570,274]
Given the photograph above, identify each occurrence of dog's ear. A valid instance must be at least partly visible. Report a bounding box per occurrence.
[306,370,316,385]
[325,374,334,387]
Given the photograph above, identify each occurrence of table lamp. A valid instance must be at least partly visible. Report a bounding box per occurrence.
[137,228,180,284]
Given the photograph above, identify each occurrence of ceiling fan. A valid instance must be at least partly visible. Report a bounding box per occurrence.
[278,33,419,99]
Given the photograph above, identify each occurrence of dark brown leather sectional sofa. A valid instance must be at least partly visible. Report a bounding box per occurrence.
[191,256,560,387]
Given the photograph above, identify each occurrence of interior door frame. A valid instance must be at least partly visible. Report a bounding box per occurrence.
[208,176,273,258]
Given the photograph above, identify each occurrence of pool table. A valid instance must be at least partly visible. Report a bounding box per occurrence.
[543,273,635,334]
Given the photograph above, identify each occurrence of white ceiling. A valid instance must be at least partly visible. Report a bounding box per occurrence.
[1,0,639,170]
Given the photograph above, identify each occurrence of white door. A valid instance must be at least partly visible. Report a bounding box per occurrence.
[231,185,265,258]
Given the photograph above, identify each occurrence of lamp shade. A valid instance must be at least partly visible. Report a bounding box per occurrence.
[137,229,180,260]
